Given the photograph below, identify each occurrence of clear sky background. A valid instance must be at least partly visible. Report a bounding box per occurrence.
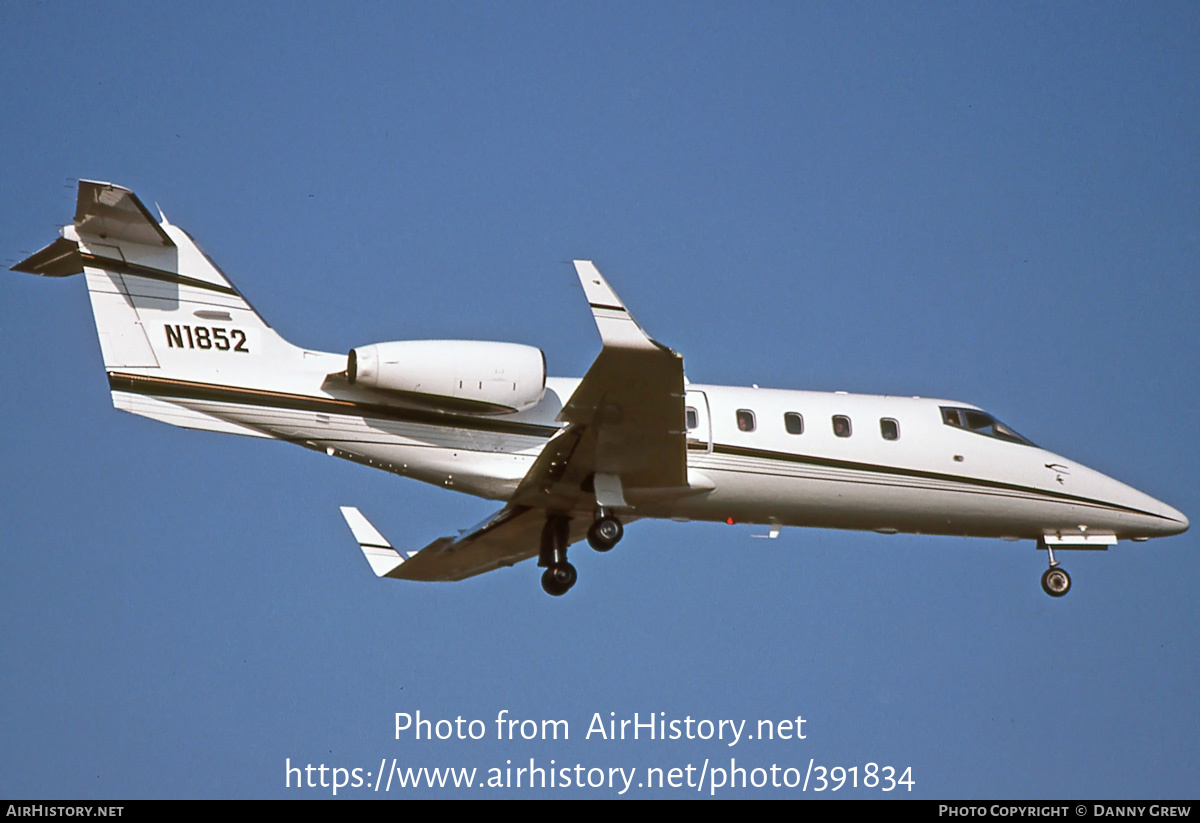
[2,2,1196,799]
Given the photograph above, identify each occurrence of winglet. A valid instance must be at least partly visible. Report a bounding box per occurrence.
[339,506,411,577]
[573,260,663,352]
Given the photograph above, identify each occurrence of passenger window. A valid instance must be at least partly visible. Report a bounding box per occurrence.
[880,418,899,440]
[832,415,852,438]
[736,409,756,432]
[784,412,804,435]
[686,407,699,430]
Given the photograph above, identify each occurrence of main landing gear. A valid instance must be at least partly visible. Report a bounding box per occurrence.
[541,561,577,597]
[1038,538,1072,598]
[539,516,575,596]
[538,511,626,596]
[587,512,623,552]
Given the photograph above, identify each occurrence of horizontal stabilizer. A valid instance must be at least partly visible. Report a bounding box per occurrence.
[12,237,83,277]
[16,179,295,384]
[13,181,172,277]
[74,180,174,247]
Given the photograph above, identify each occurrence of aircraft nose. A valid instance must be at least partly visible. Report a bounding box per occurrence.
[1070,459,1189,538]
[1158,502,1188,535]
[1135,493,1188,537]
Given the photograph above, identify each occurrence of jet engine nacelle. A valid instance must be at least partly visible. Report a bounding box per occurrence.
[347,340,546,414]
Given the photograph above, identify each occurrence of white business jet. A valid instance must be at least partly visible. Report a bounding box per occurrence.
[14,182,1187,597]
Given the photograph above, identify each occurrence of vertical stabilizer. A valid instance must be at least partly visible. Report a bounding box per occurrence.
[14,181,311,437]
[14,181,301,382]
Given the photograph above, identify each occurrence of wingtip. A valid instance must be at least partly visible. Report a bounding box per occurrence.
[572,260,602,282]
[571,261,669,352]
[573,260,623,306]
[339,506,406,577]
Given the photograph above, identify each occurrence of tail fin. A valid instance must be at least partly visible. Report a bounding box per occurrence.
[14,181,306,436]
[15,180,295,371]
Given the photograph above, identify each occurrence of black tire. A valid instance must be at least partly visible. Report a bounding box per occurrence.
[541,562,577,596]
[1041,567,1071,598]
[587,517,624,552]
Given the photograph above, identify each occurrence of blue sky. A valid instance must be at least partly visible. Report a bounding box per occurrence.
[2,2,1197,798]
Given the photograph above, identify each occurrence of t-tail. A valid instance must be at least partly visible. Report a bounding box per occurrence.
[13,180,312,438]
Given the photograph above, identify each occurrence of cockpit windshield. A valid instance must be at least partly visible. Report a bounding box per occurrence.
[941,407,1036,447]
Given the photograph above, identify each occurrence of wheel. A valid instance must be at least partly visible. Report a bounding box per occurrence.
[587,517,624,552]
[541,562,577,596]
[1041,567,1071,598]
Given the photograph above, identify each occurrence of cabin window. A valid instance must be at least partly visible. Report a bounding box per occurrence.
[736,409,756,432]
[784,412,804,435]
[880,418,899,440]
[686,407,699,431]
[832,415,852,438]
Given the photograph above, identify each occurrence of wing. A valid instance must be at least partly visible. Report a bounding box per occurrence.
[340,504,594,582]
[511,261,687,510]
[339,261,688,583]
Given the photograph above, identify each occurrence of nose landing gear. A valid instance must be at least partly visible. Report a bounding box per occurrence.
[1038,538,1071,598]
[1040,566,1071,597]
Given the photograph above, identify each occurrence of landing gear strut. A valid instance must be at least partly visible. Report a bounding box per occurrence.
[587,511,623,552]
[1038,538,1071,598]
[538,515,576,596]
